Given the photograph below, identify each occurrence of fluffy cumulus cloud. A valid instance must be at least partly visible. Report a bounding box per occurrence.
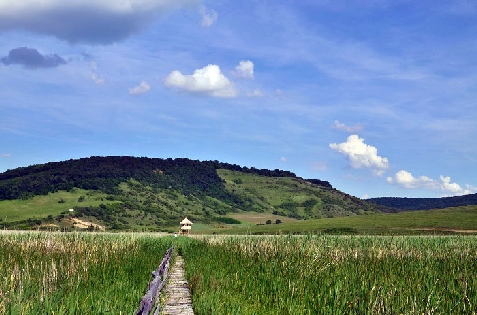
[333,120,363,133]
[164,64,237,98]
[329,134,389,176]
[234,60,254,79]
[386,170,437,189]
[200,6,218,27]
[129,80,151,95]
[0,0,201,44]
[1,47,66,69]
[387,170,476,196]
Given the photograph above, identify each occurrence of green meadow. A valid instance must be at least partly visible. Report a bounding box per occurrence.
[200,205,477,235]
[0,189,114,222]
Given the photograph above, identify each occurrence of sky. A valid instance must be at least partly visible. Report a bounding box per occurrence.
[1,0,476,199]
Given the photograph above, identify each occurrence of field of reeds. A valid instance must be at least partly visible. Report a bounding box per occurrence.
[182,235,477,314]
[0,231,174,314]
[1,232,476,314]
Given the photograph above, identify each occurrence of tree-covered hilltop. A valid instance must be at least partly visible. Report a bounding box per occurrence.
[0,156,227,200]
[368,194,477,211]
[0,156,389,230]
[0,156,331,201]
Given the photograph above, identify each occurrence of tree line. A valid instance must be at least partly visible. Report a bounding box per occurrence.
[0,156,332,203]
[368,194,477,211]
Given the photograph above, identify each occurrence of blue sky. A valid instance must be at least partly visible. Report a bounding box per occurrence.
[1,0,476,198]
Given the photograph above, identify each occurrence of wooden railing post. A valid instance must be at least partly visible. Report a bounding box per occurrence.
[136,246,174,315]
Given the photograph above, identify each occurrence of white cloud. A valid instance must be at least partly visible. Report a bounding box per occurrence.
[1,153,11,158]
[200,6,218,27]
[234,60,254,79]
[129,80,151,95]
[329,134,389,176]
[386,170,437,189]
[90,61,104,85]
[280,157,287,162]
[466,184,477,191]
[91,73,105,85]
[333,120,363,133]
[387,170,476,196]
[439,175,472,195]
[246,89,264,97]
[164,64,237,98]
[0,0,200,44]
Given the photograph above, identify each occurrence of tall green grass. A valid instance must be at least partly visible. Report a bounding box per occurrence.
[3,232,476,314]
[0,232,174,314]
[182,235,477,314]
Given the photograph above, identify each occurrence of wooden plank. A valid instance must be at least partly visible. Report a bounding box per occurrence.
[161,255,194,315]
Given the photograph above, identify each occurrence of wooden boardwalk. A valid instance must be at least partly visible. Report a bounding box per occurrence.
[161,255,194,315]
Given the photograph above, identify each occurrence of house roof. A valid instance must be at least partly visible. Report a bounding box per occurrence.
[180,217,193,225]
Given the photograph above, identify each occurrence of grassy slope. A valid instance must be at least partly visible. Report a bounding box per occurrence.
[0,189,114,222]
[199,205,477,235]
[217,169,376,218]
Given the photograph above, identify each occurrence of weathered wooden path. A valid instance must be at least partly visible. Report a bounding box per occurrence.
[161,255,195,315]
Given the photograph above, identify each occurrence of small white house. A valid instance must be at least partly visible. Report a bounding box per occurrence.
[179,217,193,235]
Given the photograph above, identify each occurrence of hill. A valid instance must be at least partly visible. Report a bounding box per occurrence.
[0,156,390,231]
[368,194,477,211]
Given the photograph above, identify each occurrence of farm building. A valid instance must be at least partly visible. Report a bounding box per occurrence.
[179,217,193,235]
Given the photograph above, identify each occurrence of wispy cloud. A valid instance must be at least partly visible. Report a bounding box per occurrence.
[129,80,151,95]
[200,6,218,27]
[1,47,66,69]
[90,61,104,85]
[246,89,264,97]
[330,134,389,176]
[310,161,327,171]
[165,64,237,98]
[332,120,363,133]
[1,153,12,158]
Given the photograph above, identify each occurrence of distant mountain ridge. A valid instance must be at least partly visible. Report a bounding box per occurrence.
[368,194,477,211]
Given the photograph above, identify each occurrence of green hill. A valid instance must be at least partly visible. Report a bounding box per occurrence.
[0,156,389,231]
